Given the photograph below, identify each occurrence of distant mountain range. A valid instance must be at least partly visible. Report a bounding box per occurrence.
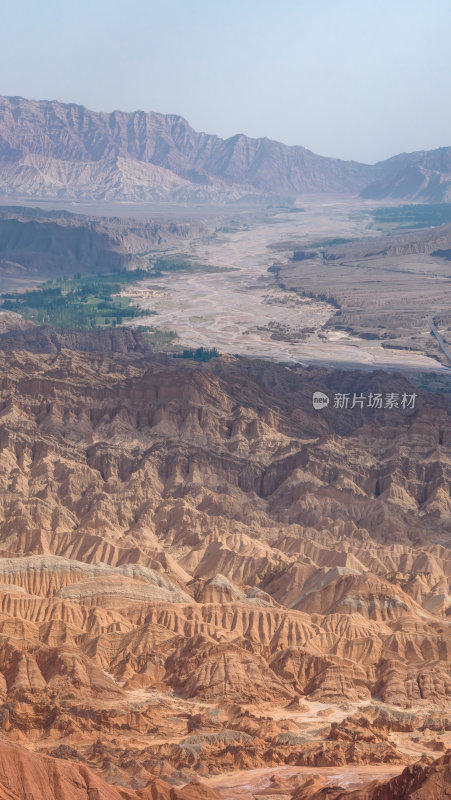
[361,148,451,202]
[0,95,450,202]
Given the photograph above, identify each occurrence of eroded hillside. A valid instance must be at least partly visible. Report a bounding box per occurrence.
[0,348,448,797]
[0,205,202,286]
[274,223,451,363]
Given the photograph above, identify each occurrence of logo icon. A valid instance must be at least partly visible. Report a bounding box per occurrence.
[313,391,330,410]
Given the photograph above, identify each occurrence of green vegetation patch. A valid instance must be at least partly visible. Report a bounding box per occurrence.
[145,255,237,274]
[370,204,451,229]
[140,326,179,349]
[268,236,353,253]
[307,236,354,247]
[0,270,152,329]
[173,346,220,361]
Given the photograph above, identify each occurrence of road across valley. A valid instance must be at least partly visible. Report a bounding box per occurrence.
[429,317,451,365]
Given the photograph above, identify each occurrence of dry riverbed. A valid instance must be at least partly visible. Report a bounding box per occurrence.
[206,764,404,800]
[124,201,449,371]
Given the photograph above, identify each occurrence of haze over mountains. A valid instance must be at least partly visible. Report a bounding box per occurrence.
[1,95,451,202]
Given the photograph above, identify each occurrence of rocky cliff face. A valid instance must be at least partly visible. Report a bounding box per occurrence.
[0,739,220,800]
[0,323,155,354]
[0,96,378,200]
[0,205,200,280]
[362,147,451,202]
[0,347,448,795]
[2,96,451,202]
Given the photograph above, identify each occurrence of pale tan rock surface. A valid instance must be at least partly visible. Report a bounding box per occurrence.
[0,347,448,795]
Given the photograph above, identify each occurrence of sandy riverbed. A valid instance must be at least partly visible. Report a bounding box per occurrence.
[124,202,449,372]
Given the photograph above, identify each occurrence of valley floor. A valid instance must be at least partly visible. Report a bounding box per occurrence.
[121,200,450,372]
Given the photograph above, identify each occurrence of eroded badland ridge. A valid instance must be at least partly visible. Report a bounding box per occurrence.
[0,345,448,798]
[1,95,451,201]
[0,204,202,289]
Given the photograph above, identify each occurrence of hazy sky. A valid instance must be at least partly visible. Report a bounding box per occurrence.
[1,0,450,163]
